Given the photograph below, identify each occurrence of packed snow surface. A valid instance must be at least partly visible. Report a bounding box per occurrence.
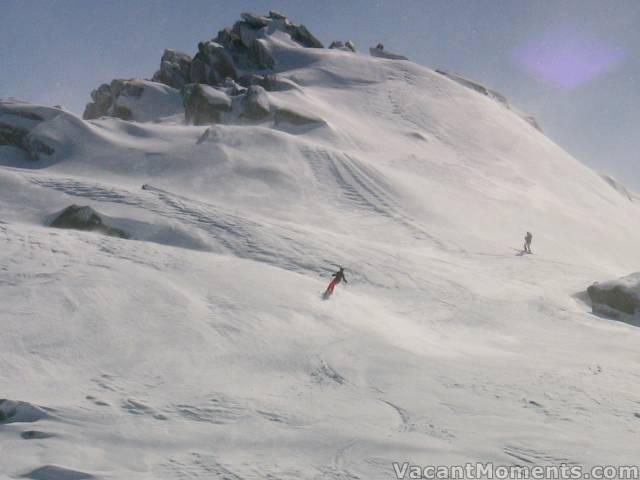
[2,22,640,480]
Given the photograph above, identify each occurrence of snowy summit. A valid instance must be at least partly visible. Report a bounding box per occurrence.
[2,10,640,479]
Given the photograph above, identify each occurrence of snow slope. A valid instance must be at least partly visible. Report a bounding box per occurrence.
[2,18,640,479]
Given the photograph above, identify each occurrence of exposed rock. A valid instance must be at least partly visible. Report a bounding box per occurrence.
[247,39,276,70]
[587,274,640,316]
[0,399,50,424]
[240,86,270,120]
[50,205,130,239]
[83,79,145,121]
[0,122,54,160]
[268,10,288,20]
[199,41,238,82]
[288,24,324,48]
[84,80,182,122]
[436,70,542,132]
[238,74,297,92]
[600,174,639,202]
[238,74,264,88]
[83,83,112,119]
[21,430,57,440]
[329,40,356,52]
[190,57,208,84]
[152,49,193,89]
[22,465,96,480]
[215,27,240,50]
[236,21,257,48]
[275,108,324,126]
[182,83,232,125]
[0,100,58,160]
[112,105,133,121]
[241,12,270,28]
[262,75,298,91]
[82,12,327,120]
[369,45,408,60]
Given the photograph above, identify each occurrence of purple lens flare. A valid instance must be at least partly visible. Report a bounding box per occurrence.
[513,30,625,89]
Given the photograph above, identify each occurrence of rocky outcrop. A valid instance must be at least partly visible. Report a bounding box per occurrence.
[0,100,56,160]
[329,40,356,52]
[369,44,408,60]
[82,12,323,124]
[288,24,324,49]
[275,108,325,127]
[240,86,270,120]
[152,49,193,89]
[0,399,50,424]
[83,79,182,122]
[238,74,298,92]
[183,83,232,125]
[600,174,639,202]
[0,123,54,160]
[436,70,543,133]
[195,41,238,83]
[241,12,270,28]
[50,205,130,239]
[587,273,640,317]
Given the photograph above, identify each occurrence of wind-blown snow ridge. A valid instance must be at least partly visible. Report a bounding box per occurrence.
[2,10,640,479]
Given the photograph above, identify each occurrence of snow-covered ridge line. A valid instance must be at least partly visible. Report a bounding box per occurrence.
[436,69,542,132]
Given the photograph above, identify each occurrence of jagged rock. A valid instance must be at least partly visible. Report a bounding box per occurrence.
[587,274,640,316]
[268,10,287,20]
[238,74,297,92]
[288,24,324,48]
[190,57,208,84]
[81,12,326,122]
[369,45,408,60]
[329,40,356,52]
[83,84,112,119]
[199,41,238,83]
[0,122,54,160]
[111,79,144,98]
[152,49,193,89]
[84,79,183,122]
[182,83,232,125]
[84,79,144,121]
[240,86,270,120]
[50,205,130,239]
[236,21,257,49]
[215,27,240,50]
[241,12,270,28]
[275,108,324,126]
[247,39,276,70]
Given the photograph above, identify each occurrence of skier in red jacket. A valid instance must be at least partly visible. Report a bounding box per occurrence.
[324,267,347,298]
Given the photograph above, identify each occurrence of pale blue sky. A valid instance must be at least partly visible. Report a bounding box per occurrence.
[1,0,638,187]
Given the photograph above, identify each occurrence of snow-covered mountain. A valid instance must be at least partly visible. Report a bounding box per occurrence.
[2,11,640,479]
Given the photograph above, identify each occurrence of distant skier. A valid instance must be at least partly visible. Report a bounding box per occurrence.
[324,267,347,298]
[524,231,533,254]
